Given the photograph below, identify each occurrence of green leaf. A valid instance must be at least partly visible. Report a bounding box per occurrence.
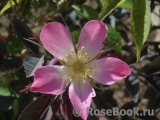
[72,5,98,20]
[0,0,21,15]
[13,99,19,116]
[96,0,105,8]
[99,0,126,21]
[71,30,80,44]
[0,72,13,86]
[52,0,58,2]
[0,86,17,97]
[0,112,7,120]
[119,0,132,8]
[131,0,150,61]
[106,25,121,53]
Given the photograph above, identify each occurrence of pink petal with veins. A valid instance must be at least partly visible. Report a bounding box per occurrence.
[40,22,74,60]
[77,20,108,59]
[31,65,68,95]
[69,81,95,120]
[91,57,131,85]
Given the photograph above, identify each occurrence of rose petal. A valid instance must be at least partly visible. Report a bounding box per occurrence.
[49,58,60,65]
[30,65,68,95]
[77,20,108,59]
[40,22,74,60]
[91,57,131,85]
[69,81,95,120]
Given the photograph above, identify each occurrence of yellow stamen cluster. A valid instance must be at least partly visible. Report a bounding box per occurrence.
[60,46,95,83]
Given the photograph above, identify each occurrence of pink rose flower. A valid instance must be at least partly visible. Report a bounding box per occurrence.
[30,20,131,120]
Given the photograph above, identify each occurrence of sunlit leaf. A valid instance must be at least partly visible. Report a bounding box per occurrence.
[72,5,98,20]
[119,0,132,8]
[95,0,105,8]
[23,55,44,77]
[130,0,150,61]
[99,0,126,20]
[0,0,21,15]
[0,86,17,97]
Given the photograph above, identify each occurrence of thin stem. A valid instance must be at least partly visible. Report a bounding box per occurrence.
[14,64,23,72]
[7,55,25,59]
[19,84,32,93]
[58,14,77,53]
[85,41,120,64]
[24,38,44,48]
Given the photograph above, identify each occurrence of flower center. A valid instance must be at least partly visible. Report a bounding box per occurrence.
[61,46,95,83]
[71,59,85,74]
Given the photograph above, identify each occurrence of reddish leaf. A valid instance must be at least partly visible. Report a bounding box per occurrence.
[18,94,58,120]
[51,97,60,116]
[0,38,7,67]
[39,96,60,120]
[60,89,73,120]
[11,15,39,54]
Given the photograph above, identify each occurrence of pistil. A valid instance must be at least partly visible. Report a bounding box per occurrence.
[60,46,95,83]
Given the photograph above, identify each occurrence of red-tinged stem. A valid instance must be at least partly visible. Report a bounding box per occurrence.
[7,55,25,59]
